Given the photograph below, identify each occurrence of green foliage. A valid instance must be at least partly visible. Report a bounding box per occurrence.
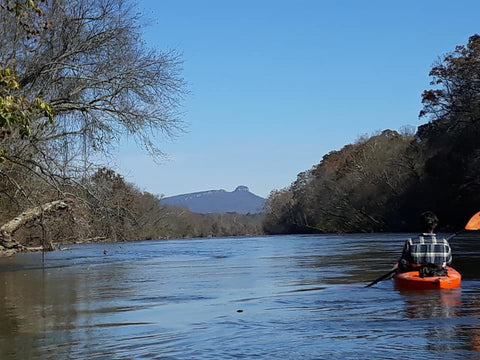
[0,68,54,154]
[0,0,54,159]
[0,70,53,122]
[1,0,49,37]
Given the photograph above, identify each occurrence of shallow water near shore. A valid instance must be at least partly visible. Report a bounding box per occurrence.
[1,234,480,359]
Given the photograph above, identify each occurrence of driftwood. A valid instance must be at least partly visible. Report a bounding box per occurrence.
[0,200,69,252]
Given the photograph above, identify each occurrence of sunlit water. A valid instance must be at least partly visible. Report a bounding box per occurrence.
[1,234,480,359]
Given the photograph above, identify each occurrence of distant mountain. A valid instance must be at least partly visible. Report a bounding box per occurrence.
[160,186,266,214]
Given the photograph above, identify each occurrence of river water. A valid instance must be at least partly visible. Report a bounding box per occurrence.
[0,233,480,359]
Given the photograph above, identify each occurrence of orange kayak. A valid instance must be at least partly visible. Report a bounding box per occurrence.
[394,266,461,290]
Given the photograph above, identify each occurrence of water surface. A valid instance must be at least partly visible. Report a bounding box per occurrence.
[1,234,480,359]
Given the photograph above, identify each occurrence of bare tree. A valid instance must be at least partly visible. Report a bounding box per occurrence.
[0,0,187,248]
[1,0,185,168]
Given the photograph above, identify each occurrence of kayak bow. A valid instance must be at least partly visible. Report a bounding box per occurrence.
[394,266,461,290]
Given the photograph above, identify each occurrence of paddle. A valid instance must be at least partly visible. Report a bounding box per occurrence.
[465,211,480,230]
[365,211,480,288]
[364,267,397,288]
[445,211,480,240]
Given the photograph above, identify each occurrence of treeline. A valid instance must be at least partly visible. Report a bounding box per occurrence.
[0,165,264,248]
[263,35,480,234]
[84,168,265,240]
[0,0,263,252]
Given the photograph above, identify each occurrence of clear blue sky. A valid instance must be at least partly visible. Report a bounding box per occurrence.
[114,0,480,198]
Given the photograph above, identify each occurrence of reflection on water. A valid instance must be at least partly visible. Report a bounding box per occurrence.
[400,289,462,319]
[0,234,480,359]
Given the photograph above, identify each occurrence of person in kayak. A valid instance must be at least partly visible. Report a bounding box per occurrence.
[398,211,452,277]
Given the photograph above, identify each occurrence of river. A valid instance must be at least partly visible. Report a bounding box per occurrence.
[0,233,480,359]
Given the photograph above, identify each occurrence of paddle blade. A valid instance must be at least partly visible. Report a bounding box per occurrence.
[465,212,480,230]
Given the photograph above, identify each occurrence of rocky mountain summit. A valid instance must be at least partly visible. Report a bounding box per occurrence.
[160,186,265,214]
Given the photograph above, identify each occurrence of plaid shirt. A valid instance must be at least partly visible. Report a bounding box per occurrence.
[400,233,452,267]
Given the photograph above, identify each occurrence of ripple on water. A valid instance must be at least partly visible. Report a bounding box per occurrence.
[1,235,480,359]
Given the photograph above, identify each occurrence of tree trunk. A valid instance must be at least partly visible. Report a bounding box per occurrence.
[0,200,69,253]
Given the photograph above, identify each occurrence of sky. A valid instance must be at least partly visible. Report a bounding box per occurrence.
[113,0,480,199]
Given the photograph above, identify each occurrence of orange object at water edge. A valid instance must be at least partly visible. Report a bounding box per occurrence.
[394,267,462,290]
[465,211,480,230]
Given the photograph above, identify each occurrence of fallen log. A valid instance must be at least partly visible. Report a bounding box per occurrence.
[0,200,69,252]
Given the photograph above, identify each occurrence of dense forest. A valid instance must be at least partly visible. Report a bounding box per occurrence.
[0,0,262,255]
[263,35,480,234]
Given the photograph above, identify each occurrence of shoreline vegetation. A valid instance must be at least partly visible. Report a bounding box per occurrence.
[263,35,480,236]
[1,2,480,256]
[0,182,265,257]
[0,0,264,257]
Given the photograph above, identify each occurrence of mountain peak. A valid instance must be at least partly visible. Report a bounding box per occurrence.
[161,186,265,214]
[234,185,249,192]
